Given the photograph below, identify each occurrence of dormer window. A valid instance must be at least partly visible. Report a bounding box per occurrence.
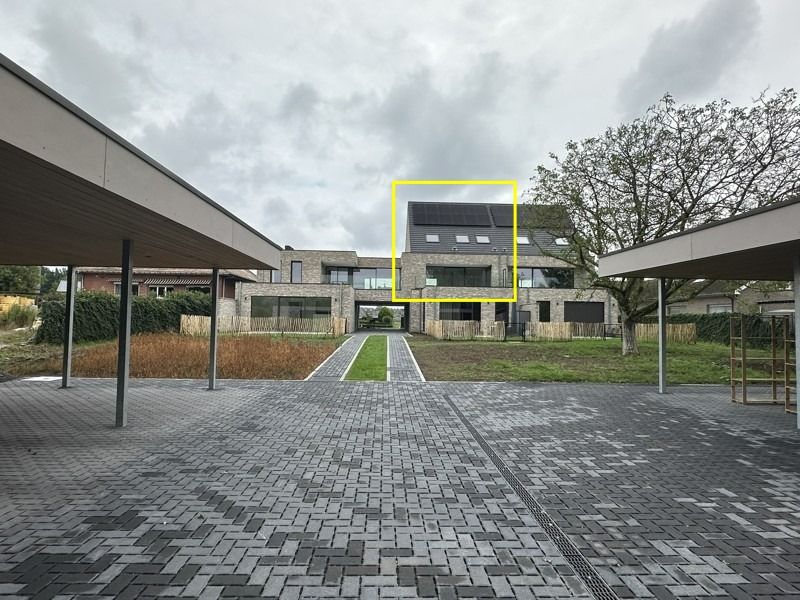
[455,235,469,243]
[425,234,439,243]
[476,235,490,244]
[517,236,530,245]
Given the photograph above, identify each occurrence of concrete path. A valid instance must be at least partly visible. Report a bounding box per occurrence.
[305,335,368,381]
[307,332,425,382]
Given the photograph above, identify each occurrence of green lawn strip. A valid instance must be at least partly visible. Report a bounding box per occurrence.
[406,337,776,384]
[345,335,387,381]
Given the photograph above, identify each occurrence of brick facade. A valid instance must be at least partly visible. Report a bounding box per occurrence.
[240,249,618,334]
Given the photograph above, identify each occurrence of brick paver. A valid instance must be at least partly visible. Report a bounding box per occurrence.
[306,335,367,381]
[0,379,798,599]
[387,335,424,382]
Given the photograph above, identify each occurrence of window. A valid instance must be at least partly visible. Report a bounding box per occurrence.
[425,234,439,243]
[149,286,173,298]
[440,302,481,321]
[517,236,530,244]
[326,267,352,284]
[185,286,211,294]
[290,261,302,283]
[455,235,470,243]
[270,269,282,283]
[251,296,331,319]
[707,303,732,314]
[517,267,574,289]
[537,301,551,323]
[425,266,491,287]
[114,283,139,296]
[326,267,400,289]
[476,235,490,244]
[555,238,569,246]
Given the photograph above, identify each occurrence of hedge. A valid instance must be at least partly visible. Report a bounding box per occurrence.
[35,291,212,344]
[640,312,794,347]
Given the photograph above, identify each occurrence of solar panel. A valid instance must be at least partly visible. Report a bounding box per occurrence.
[411,203,491,226]
[489,204,513,227]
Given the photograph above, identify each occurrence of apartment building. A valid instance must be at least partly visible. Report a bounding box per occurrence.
[240,202,617,333]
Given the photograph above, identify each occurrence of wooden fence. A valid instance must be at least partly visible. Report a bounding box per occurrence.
[636,323,696,344]
[524,321,696,343]
[0,295,35,314]
[180,314,347,337]
[426,320,506,341]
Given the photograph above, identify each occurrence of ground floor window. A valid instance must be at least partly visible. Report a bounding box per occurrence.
[564,301,604,323]
[440,302,481,321]
[114,283,140,296]
[185,286,211,294]
[707,303,732,314]
[251,296,331,319]
[148,285,173,298]
[537,300,551,322]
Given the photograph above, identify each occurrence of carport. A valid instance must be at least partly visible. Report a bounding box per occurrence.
[0,54,281,426]
[598,197,800,428]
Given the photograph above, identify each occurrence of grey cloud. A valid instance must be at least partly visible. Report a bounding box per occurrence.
[619,0,760,117]
[369,54,522,180]
[33,4,155,123]
[279,82,320,119]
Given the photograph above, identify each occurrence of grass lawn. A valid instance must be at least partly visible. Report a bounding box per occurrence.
[407,336,778,384]
[345,335,387,381]
[0,331,343,380]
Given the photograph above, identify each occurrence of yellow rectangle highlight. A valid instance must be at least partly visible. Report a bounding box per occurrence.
[391,180,518,303]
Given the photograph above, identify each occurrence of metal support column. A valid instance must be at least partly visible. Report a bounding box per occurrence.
[794,255,800,429]
[115,240,133,428]
[208,267,219,391]
[60,265,76,389]
[658,277,667,394]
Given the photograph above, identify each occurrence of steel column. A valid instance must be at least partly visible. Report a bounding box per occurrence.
[60,265,76,389]
[794,255,800,429]
[115,240,133,428]
[208,267,219,391]
[658,277,667,394]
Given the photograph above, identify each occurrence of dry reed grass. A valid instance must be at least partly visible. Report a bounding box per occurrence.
[55,333,337,380]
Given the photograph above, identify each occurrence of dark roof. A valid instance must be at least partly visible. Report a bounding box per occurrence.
[406,202,571,255]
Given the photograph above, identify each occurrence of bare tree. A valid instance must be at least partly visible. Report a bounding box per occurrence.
[527,90,800,354]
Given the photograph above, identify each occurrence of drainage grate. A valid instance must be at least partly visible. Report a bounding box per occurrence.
[443,395,619,600]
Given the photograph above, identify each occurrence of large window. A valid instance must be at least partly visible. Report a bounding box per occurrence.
[425,266,491,287]
[325,267,400,289]
[114,283,140,296]
[251,296,331,318]
[290,261,302,283]
[440,302,481,321]
[149,285,173,298]
[517,267,574,289]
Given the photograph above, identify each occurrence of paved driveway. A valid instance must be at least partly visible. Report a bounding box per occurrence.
[0,380,798,599]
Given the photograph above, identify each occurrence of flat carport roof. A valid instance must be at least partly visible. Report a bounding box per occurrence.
[598,198,799,428]
[0,53,282,426]
[0,53,281,268]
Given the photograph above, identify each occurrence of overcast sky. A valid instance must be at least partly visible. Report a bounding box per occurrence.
[2,0,798,256]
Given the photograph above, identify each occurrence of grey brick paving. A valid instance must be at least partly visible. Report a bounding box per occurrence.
[1,379,799,599]
[387,335,424,382]
[306,335,367,381]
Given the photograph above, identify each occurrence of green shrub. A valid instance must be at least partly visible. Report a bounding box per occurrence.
[640,312,793,347]
[35,291,211,344]
[0,303,37,329]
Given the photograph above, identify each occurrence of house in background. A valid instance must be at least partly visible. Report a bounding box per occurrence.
[76,267,257,317]
[240,201,617,333]
[666,280,795,315]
